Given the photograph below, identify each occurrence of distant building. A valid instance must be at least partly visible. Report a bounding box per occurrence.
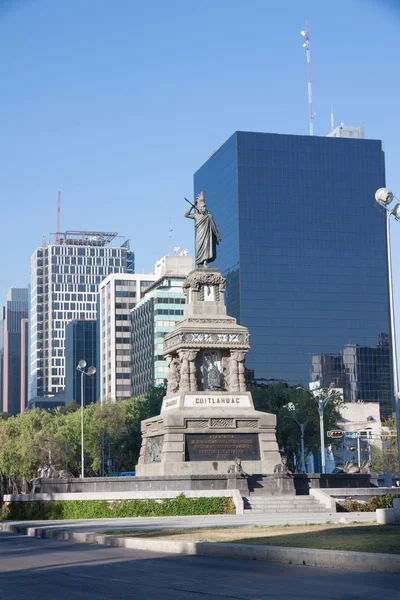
[131,256,193,397]
[312,336,391,408]
[99,274,157,401]
[65,320,97,406]
[327,123,365,139]
[27,393,66,411]
[154,254,193,278]
[3,288,29,415]
[20,318,29,412]
[333,402,382,466]
[30,230,134,400]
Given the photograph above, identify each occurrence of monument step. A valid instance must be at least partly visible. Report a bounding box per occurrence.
[243,495,328,513]
[246,499,324,506]
[247,496,322,508]
[245,495,322,503]
[244,505,328,512]
[244,508,336,512]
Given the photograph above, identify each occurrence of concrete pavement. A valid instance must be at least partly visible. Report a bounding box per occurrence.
[0,510,376,537]
[1,531,399,600]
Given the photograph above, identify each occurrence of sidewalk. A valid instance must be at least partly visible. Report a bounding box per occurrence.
[1,513,398,575]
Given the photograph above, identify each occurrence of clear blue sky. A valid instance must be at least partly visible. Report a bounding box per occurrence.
[1,0,400,310]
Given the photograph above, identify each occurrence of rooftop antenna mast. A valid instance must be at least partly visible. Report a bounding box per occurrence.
[55,191,61,245]
[168,217,173,255]
[301,22,314,136]
[330,103,335,131]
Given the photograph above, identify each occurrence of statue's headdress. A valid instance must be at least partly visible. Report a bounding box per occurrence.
[195,190,206,209]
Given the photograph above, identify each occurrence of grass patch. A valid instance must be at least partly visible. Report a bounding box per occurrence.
[101,523,400,555]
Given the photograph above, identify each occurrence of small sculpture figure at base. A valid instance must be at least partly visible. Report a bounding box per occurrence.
[273,455,292,475]
[227,457,248,478]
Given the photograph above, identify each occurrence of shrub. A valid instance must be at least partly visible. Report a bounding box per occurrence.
[1,494,235,520]
[339,494,400,512]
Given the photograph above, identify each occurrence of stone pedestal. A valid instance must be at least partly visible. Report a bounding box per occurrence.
[136,268,281,477]
[136,392,280,476]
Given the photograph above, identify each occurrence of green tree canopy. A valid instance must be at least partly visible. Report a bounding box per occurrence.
[251,383,343,471]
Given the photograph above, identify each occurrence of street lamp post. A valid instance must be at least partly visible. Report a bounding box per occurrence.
[76,360,96,479]
[375,187,400,466]
[297,384,337,474]
[283,416,311,473]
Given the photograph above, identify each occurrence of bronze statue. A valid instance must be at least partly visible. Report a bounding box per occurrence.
[185,191,221,267]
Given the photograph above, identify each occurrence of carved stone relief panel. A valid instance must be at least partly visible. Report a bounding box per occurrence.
[210,418,234,428]
[236,420,258,428]
[145,435,164,463]
[186,420,208,428]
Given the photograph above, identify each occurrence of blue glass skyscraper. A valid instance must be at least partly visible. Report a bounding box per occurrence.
[65,320,97,406]
[3,288,29,415]
[194,131,393,416]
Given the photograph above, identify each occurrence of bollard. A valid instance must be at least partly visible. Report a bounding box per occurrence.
[376,508,396,525]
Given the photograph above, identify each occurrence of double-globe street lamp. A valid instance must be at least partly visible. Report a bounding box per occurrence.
[283,415,311,473]
[296,383,337,474]
[375,187,400,466]
[76,360,96,479]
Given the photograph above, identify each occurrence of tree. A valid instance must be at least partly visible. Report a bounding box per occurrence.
[250,383,343,471]
[0,409,55,493]
[114,385,167,471]
[86,401,126,474]
[371,416,399,474]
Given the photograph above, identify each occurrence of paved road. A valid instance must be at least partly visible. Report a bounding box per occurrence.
[0,511,376,536]
[0,531,399,600]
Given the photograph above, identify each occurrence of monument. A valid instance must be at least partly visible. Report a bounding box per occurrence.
[136,192,281,476]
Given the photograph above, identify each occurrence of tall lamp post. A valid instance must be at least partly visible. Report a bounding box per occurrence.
[296,383,337,474]
[76,360,96,479]
[283,416,311,473]
[375,187,400,467]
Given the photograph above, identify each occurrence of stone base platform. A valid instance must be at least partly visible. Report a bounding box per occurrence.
[33,474,250,495]
[30,473,373,498]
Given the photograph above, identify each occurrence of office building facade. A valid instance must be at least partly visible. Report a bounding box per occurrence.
[30,231,134,400]
[99,274,157,401]
[194,131,393,416]
[3,288,29,415]
[20,318,29,412]
[131,276,186,397]
[131,257,192,397]
[65,320,97,406]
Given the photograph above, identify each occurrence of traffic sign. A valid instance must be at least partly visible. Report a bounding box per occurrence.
[327,430,343,438]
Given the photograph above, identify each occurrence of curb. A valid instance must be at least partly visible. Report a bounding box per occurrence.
[1,522,399,574]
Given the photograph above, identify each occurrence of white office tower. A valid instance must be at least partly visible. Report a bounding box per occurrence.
[99,273,157,401]
[131,254,193,397]
[327,123,365,139]
[30,231,134,399]
[154,254,193,277]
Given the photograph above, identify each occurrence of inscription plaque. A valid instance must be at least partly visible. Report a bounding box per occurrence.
[185,433,260,462]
